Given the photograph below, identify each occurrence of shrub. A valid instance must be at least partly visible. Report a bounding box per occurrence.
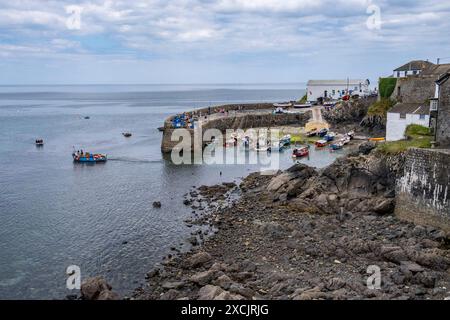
[367,99,395,116]
[379,78,397,98]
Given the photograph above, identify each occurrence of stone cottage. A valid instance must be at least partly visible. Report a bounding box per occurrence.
[392,60,434,78]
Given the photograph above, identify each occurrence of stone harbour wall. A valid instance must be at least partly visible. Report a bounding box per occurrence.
[395,148,450,232]
[161,103,312,153]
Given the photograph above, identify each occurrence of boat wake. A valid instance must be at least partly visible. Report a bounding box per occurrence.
[108,157,162,164]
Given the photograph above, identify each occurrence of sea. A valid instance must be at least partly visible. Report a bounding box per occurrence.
[0,84,346,299]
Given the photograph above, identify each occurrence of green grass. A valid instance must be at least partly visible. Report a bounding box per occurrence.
[367,98,395,116]
[378,124,432,154]
[298,94,307,104]
[379,77,397,99]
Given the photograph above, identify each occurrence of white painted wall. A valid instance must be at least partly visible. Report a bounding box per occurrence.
[393,70,422,78]
[386,112,430,141]
[307,82,369,102]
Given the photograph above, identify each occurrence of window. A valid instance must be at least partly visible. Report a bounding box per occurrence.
[419,114,426,120]
[400,113,406,119]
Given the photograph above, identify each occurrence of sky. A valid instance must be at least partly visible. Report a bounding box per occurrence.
[0,0,450,85]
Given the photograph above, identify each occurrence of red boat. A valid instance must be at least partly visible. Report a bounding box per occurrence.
[292,147,309,158]
[315,139,327,148]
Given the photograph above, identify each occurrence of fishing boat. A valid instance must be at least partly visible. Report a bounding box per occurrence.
[35,139,44,146]
[324,132,336,142]
[315,140,327,148]
[292,146,309,158]
[318,128,328,137]
[330,142,344,150]
[122,132,132,137]
[73,152,107,163]
[293,103,312,109]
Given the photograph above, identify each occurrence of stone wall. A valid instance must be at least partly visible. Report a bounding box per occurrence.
[437,80,450,147]
[393,76,435,104]
[395,148,450,232]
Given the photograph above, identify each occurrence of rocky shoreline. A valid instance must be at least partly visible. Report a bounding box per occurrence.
[132,144,450,300]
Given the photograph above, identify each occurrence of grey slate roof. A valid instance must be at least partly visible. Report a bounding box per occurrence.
[394,60,434,72]
[422,64,450,77]
[389,103,429,115]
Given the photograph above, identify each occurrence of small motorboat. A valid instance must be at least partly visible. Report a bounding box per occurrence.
[73,152,107,163]
[341,136,351,145]
[122,132,132,138]
[318,128,328,137]
[293,103,312,109]
[347,130,355,139]
[330,142,344,150]
[315,140,327,148]
[306,129,318,137]
[84,116,90,120]
[324,132,336,142]
[273,102,292,108]
[292,146,309,158]
[35,139,44,146]
[280,134,291,145]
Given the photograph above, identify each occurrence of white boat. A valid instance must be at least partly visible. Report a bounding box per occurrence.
[273,102,292,108]
[293,103,312,108]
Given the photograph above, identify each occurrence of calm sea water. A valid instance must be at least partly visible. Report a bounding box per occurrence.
[0,84,345,299]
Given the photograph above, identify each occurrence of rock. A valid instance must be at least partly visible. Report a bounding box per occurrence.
[325,278,346,291]
[380,246,408,264]
[97,290,120,300]
[198,285,224,300]
[373,199,395,214]
[186,252,212,268]
[358,141,376,155]
[229,283,255,299]
[160,289,180,300]
[293,287,328,300]
[190,270,216,286]
[214,274,233,290]
[153,201,162,208]
[412,225,426,237]
[183,199,192,206]
[261,222,284,239]
[400,261,424,273]
[80,277,114,300]
[413,272,437,288]
[162,281,185,290]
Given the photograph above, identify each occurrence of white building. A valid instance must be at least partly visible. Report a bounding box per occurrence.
[306,79,370,103]
[386,103,430,141]
[393,60,433,78]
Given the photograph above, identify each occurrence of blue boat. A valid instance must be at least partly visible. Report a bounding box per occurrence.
[73,152,107,163]
[330,142,344,150]
[318,128,328,137]
[324,132,335,142]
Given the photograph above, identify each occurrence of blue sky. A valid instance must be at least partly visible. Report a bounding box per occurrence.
[1,0,450,85]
